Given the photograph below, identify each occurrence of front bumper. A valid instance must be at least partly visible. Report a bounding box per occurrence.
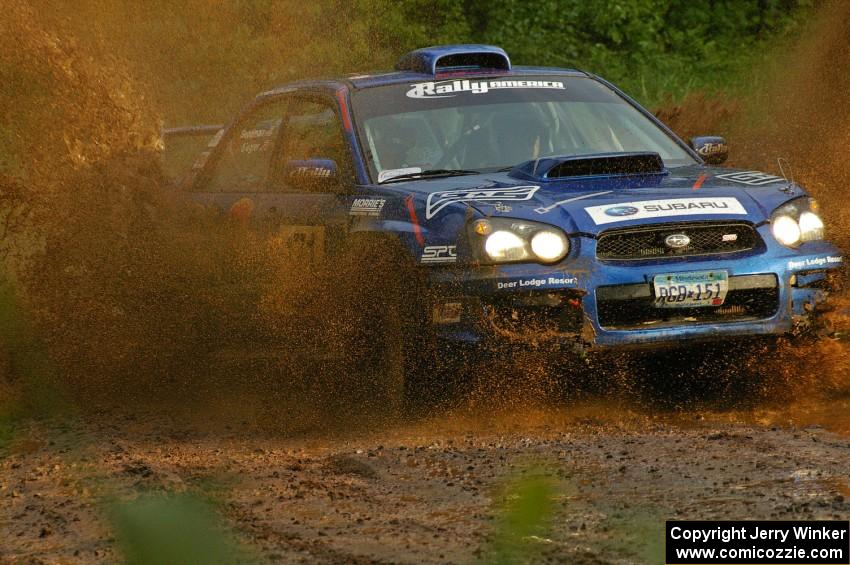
[426,227,844,350]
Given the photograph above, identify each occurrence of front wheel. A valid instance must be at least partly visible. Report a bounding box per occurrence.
[331,235,435,418]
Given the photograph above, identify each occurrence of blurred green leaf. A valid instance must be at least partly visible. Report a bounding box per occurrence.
[487,471,555,564]
[110,494,256,565]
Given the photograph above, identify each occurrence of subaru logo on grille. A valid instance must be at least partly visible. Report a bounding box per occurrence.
[665,233,691,249]
[604,205,639,217]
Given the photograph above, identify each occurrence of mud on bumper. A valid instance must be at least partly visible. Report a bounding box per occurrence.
[427,255,845,351]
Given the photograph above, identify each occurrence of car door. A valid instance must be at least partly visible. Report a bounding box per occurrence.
[189,92,355,265]
[264,93,356,264]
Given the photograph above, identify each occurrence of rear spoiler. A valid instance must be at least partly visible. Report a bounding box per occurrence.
[160,125,225,183]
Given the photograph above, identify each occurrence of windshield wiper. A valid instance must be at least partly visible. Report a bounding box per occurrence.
[379,169,481,184]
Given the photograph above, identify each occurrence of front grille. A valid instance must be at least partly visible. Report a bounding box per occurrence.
[596,274,779,330]
[596,222,760,261]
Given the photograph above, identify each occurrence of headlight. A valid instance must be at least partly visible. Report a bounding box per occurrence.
[770,197,825,248]
[772,215,802,247]
[530,231,568,261]
[798,211,824,240]
[485,230,529,261]
[471,218,570,264]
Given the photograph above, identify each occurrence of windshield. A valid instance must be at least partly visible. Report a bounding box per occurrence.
[351,75,697,182]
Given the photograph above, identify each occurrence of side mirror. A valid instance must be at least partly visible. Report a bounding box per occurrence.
[282,158,339,191]
[690,136,728,165]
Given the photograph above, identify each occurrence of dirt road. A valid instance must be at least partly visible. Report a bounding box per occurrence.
[4,385,850,564]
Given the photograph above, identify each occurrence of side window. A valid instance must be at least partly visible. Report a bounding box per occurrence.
[205,100,287,193]
[275,98,352,192]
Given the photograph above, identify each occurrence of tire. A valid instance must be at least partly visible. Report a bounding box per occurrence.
[331,234,433,418]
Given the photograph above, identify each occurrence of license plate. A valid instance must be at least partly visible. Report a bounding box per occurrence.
[653,270,728,308]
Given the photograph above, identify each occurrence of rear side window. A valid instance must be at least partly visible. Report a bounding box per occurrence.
[205,101,287,192]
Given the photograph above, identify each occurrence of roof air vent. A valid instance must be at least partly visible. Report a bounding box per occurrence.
[395,44,511,76]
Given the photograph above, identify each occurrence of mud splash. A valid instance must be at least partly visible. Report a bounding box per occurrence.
[8,5,850,564]
[2,0,850,437]
[725,0,850,409]
[648,0,850,418]
[659,0,850,248]
[0,1,397,430]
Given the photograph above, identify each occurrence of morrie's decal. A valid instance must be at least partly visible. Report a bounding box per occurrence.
[585,197,747,225]
[350,198,386,217]
[496,275,578,290]
[716,171,784,186]
[788,255,843,270]
[421,245,457,264]
[426,186,539,219]
[407,79,564,99]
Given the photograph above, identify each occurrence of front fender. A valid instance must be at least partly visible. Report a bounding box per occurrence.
[349,193,473,266]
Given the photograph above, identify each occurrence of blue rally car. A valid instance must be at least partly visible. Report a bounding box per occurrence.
[181,45,843,401]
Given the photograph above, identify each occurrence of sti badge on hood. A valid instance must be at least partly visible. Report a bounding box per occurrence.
[585,197,747,225]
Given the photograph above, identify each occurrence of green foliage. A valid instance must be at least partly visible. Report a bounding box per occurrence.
[26,0,812,132]
[362,0,813,106]
[110,493,255,565]
[0,274,63,413]
[486,471,556,564]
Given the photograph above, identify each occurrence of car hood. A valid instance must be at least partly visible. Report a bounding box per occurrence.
[390,165,802,236]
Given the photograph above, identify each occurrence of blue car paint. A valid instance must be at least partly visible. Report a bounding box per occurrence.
[394,44,513,75]
[361,165,842,348]
[188,45,844,350]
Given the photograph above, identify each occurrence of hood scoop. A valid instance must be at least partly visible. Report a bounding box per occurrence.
[509,152,667,182]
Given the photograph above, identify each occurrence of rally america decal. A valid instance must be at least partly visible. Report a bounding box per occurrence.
[407,79,564,99]
[350,198,386,217]
[715,171,784,186]
[421,245,457,264]
[585,197,747,225]
[426,186,539,219]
